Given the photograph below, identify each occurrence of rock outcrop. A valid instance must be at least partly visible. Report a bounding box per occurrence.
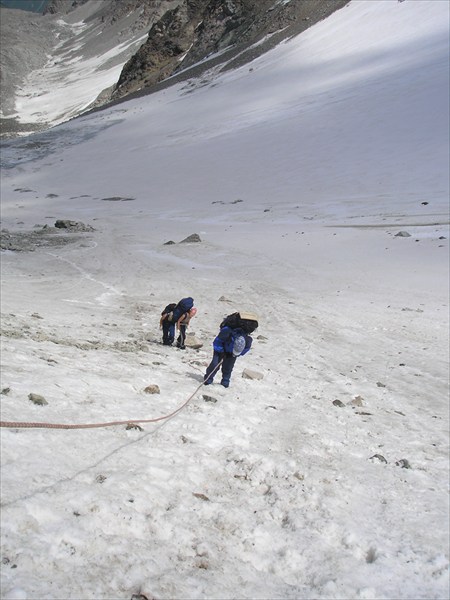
[113,0,348,101]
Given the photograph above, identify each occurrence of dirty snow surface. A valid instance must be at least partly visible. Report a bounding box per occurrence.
[0,1,449,599]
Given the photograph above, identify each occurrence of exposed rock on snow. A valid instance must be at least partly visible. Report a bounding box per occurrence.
[348,395,364,407]
[369,454,388,464]
[185,333,203,349]
[179,233,201,243]
[54,220,95,232]
[28,393,48,406]
[242,368,263,380]
[332,399,345,407]
[202,394,217,403]
[143,384,160,394]
[0,226,89,252]
[396,459,412,469]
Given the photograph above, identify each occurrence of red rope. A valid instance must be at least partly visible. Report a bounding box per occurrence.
[0,361,223,430]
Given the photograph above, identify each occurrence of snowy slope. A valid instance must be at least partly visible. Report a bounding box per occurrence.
[0,1,449,599]
[0,0,175,135]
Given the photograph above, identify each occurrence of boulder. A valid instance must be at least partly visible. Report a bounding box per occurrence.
[54,220,94,232]
[242,368,263,380]
[185,333,203,349]
[28,393,48,406]
[179,233,201,243]
[143,384,160,394]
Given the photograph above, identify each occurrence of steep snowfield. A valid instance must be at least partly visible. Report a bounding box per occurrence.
[1,1,449,599]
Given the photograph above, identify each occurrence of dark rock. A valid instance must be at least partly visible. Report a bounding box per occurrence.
[28,393,48,406]
[179,233,201,243]
[164,240,176,245]
[202,394,217,403]
[54,220,95,232]
[193,492,210,501]
[395,458,411,469]
[143,384,160,394]
[126,423,144,431]
[369,454,387,463]
[395,231,411,237]
[332,399,345,407]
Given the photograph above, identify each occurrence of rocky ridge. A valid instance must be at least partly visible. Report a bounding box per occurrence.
[1,0,348,137]
[113,0,349,101]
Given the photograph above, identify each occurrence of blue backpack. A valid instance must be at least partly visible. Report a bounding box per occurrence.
[168,297,194,322]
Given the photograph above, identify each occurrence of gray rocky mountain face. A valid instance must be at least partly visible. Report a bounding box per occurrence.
[113,0,347,101]
[0,0,347,138]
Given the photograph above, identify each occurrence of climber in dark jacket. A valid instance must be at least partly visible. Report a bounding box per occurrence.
[204,325,252,388]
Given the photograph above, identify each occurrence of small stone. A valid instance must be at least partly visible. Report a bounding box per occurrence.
[126,423,143,431]
[242,369,263,380]
[376,382,386,388]
[28,393,48,406]
[202,394,217,403]
[395,458,411,469]
[179,233,201,243]
[1,387,11,395]
[193,492,210,501]
[395,231,411,237]
[54,220,94,232]
[349,395,364,407]
[369,454,387,463]
[163,240,175,245]
[143,385,160,394]
[333,399,345,407]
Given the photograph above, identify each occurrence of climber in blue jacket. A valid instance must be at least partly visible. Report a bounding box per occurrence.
[204,325,253,388]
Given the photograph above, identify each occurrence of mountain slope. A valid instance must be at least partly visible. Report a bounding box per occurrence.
[0,1,449,599]
[0,0,347,137]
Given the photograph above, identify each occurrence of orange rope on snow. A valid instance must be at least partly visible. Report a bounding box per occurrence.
[0,361,223,430]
